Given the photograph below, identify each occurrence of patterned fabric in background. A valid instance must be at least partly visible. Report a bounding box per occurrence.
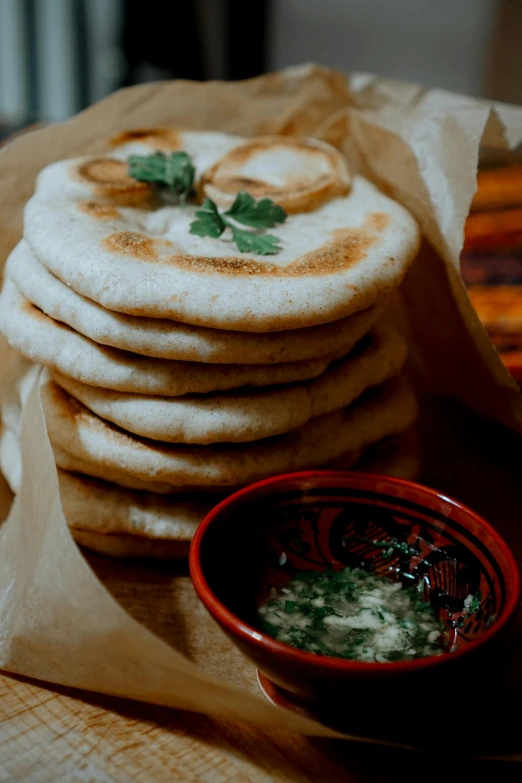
[461,164,522,384]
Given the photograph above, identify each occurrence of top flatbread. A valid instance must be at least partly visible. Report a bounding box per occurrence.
[24,130,421,331]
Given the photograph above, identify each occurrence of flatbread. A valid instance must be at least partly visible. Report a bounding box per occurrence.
[56,470,206,542]
[6,241,384,364]
[41,375,418,490]
[24,131,421,331]
[0,280,340,395]
[0,420,353,560]
[0,374,361,495]
[70,531,191,559]
[52,444,361,495]
[0,423,208,556]
[198,135,351,213]
[51,446,223,495]
[0,367,417,559]
[0,418,416,560]
[51,324,407,443]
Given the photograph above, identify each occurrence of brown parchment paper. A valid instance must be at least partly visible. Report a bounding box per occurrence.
[1,63,522,752]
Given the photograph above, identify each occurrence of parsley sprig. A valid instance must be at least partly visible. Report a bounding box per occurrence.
[128,151,196,203]
[190,192,286,256]
[127,151,287,255]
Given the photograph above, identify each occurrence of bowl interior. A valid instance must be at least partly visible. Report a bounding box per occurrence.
[196,472,518,659]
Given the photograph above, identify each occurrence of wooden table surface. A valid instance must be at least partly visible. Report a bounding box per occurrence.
[2,670,522,783]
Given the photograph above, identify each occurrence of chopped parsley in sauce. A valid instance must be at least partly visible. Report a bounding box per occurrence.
[258,567,445,663]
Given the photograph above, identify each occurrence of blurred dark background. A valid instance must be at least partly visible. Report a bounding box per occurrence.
[1,0,522,138]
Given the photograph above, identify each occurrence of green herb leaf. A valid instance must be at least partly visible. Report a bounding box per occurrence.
[189,198,226,239]
[189,190,285,254]
[128,151,167,183]
[129,153,286,253]
[467,592,482,616]
[231,227,281,255]
[225,191,287,229]
[128,151,195,203]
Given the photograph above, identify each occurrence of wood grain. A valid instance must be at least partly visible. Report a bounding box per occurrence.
[0,676,520,783]
[2,671,522,783]
[0,673,354,783]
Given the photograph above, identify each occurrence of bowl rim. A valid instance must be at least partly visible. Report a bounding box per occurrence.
[190,470,521,674]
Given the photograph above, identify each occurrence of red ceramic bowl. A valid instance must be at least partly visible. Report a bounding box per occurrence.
[190,471,521,699]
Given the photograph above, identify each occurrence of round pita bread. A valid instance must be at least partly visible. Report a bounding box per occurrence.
[6,241,384,364]
[0,375,360,495]
[24,132,420,331]
[0,422,356,560]
[71,530,191,559]
[0,424,208,554]
[0,359,418,560]
[0,371,417,560]
[56,470,206,542]
[52,443,361,495]
[0,419,416,560]
[199,135,351,213]
[0,280,341,395]
[51,445,224,494]
[41,375,418,491]
[51,324,407,443]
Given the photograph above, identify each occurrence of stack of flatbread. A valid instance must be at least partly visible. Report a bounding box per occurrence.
[0,129,421,558]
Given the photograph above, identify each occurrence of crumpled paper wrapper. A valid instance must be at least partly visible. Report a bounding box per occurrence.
[1,63,522,752]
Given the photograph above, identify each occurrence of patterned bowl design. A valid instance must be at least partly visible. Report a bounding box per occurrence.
[190,472,520,697]
[260,486,501,650]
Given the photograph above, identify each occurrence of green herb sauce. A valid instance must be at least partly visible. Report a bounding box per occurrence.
[258,567,446,663]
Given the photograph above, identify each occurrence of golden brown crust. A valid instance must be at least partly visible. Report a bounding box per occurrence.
[107,127,182,152]
[77,201,120,221]
[101,213,388,277]
[74,159,152,205]
[48,385,144,455]
[21,297,67,328]
[289,217,390,275]
[103,231,173,261]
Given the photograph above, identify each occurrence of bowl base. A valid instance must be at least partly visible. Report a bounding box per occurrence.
[257,671,320,720]
[256,670,522,756]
